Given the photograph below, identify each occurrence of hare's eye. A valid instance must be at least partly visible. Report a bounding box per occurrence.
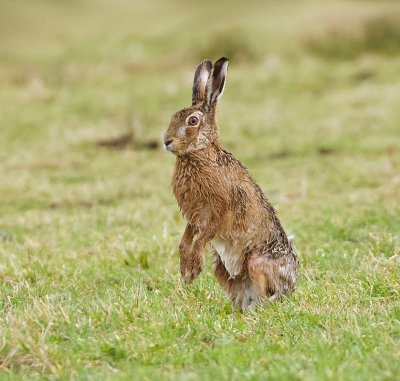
[188,116,199,126]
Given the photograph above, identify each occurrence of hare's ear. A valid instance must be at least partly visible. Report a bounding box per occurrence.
[206,57,229,106]
[192,59,213,106]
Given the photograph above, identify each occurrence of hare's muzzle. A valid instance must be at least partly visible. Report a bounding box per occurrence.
[163,137,175,152]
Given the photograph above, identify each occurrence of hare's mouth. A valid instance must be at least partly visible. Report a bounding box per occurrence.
[163,143,178,155]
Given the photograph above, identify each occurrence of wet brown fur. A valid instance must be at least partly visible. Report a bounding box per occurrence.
[163,58,299,310]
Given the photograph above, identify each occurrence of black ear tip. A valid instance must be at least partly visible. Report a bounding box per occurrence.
[213,57,229,70]
[216,57,229,63]
[198,59,212,69]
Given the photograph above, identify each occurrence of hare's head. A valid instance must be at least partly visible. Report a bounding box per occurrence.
[163,57,229,156]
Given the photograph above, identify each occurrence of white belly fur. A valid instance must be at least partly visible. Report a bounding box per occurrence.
[211,236,242,278]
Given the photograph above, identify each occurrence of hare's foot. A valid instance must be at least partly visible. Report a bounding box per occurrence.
[182,254,204,285]
[269,292,280,301]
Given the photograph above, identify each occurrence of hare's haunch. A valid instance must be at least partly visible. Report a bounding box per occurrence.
[164,58,298,310]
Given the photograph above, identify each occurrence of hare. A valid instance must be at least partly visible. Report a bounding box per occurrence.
[163,57,299,310]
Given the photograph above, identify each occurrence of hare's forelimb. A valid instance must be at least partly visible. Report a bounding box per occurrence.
[179,223,197,281]
[182,216,222,285]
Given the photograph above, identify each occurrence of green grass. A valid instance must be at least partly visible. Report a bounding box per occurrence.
[1,0,400,379]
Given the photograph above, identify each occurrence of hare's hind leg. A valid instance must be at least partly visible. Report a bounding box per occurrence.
[247,253,298,300]
[212,251,265,310]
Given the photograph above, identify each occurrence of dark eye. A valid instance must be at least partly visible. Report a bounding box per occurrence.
[188,116,199,126]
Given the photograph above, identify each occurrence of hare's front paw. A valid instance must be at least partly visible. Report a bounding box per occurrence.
[182,256,204,285]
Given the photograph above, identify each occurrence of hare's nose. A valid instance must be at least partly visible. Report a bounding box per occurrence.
[164,139,174,147]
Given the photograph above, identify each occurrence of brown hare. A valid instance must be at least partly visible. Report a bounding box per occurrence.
[163,57,299,310]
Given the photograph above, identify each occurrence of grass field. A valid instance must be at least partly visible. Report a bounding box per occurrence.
[1,0,400,379]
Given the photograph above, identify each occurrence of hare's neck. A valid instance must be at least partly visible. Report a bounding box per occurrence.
[177,144,220,166]
[175,154,209,175]
[173,145,220,194]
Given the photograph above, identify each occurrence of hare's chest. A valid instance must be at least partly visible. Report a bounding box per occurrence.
[211,225,257,278]
[211,236,242,278]
[173,175,209,224]
[180,202,211,232]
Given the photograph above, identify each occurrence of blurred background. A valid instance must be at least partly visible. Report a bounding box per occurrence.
[1,0,400,266]
[1,0,400,378]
